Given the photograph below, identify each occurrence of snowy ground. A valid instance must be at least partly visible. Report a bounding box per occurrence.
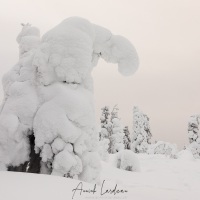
[1,154,200,200]
[102,154,200,200]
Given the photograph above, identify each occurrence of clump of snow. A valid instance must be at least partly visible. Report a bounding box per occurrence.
[16,23,40,57]
[41,144,53,163]
[51,137,66,155]
[34,17,139,87]
[52,148,82,178]
[113,150,140,172]
[93,26,139,76]
[73,132,89,156]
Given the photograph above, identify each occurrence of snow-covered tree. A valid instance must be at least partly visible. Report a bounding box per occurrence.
[123,126,131,150]
[98,106,110,161]
[188,115,200,143]
[148,141,178,158]
[0,23,41,172]
[132,106,152,153]
[99,105,124,154]
[0,17,139,183]
[109,105,124,154]
[99,106,110,140]
[188,115,200,158]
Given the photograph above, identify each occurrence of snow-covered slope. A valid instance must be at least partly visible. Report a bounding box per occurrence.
[1,154,200,200]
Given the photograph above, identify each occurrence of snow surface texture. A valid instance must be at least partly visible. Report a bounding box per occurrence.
[1,153,200,200]
[0,17,139,182]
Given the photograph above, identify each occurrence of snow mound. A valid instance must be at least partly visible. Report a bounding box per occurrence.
[113,150,141,172]
[177,149,195,161]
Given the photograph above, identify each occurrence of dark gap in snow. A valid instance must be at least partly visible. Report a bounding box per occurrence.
[26,133,41,173]
[8,133,41,173]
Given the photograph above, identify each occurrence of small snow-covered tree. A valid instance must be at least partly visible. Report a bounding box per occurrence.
[123,126,131,150]
[132,106,152,153]
[148,141,178,158]
[188,115,200,158]
[98,106,110,161]
[99,106,110,140]
[109,105,124,154]
[188,115,199,143]
[99,105,124,154]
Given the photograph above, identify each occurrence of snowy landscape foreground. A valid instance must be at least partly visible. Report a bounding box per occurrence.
[1,153,200,200]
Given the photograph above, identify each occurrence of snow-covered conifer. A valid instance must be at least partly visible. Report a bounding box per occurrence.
[99,105,124,156]
[123,126,131,150]
[132,106,152,153]
[188,115,200,158]
[99,106,110,140]
[98,106,110,161]
[108,105,124,153]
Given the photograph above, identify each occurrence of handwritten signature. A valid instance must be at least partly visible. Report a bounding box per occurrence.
[72,180,128,199]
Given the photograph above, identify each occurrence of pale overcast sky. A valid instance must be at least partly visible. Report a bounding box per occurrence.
[0,0,200,148]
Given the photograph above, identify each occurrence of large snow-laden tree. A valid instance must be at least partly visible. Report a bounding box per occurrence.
[0,17,139,183]
[188,115,200,158]
[132,106,152,153]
